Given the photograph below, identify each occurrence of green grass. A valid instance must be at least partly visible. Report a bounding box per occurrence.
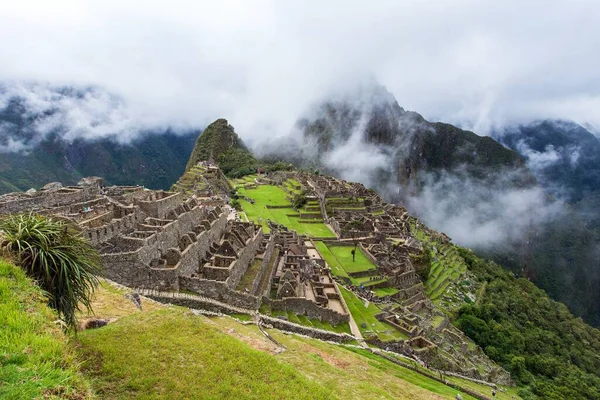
[341,347,479,400]
[326,245,377,274]
[236,258,263,292]
[273,310,352,335]
[238,185,335,237]
[0,259,89,399]
[338,286,406,341]
[73,282,516,399]
[314,241,349,278]
[373,287,399,297]
[77,308,335,399]
[314,242,378,284]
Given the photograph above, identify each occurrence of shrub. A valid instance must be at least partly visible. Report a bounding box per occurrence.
[0,213,101,329]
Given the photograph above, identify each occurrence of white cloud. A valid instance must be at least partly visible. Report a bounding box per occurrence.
[0,0,599,144]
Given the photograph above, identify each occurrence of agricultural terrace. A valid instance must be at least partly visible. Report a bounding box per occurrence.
[410,220,478,313]
[338,286,407,341]
[236,184,335,237]
[314,242,384,286]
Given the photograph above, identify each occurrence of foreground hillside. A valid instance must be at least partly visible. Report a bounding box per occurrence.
[75,282,515,400]
[2,254,513,399]
[0,259,89,399]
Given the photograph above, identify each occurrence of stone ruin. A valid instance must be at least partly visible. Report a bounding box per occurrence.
[0,168,511,385]
[265,231,350,325]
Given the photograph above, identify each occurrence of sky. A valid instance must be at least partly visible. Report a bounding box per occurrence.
[1,0,600,143]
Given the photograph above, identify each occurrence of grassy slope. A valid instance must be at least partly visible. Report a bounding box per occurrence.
[74,283,487,399]
[0,259,89,399]
[338,286,406,341]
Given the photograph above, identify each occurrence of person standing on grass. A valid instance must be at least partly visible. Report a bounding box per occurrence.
[455,394,462,400]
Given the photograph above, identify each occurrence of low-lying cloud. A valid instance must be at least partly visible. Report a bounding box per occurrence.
[1,0,600,146]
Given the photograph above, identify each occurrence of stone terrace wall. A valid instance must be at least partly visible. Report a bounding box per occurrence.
[226,227,263,289]
[265,297,350,325]
[85,212,139,246]
[179,276,261,310]
[251,235,276,296]
[259,315,354,343]
[135,191,182,219]
[99,209,228,289]
[0,187,97,214]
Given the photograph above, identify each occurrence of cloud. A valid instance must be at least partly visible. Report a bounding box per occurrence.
[515,141,562,172]
[0,82,184,151]
[405,168,562,248]
[0,0,599,145]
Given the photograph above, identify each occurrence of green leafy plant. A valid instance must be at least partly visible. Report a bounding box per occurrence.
[0,213,101,329]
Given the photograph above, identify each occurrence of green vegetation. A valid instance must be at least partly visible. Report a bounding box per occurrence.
[373,287,399,297]
[411,222,472,311]
[171,164,208,194]
[0,129,197,195]
[326,245,377,274]
[236,258,262,292]
[1,213,101,329]
[339,286,406,341]
[0,259,89,399]
[314,242,379,286]
[185,119,253,173]
[77,308,335,399]
[237,185,335,237]
[73,280,485,399]
[455,248,600,400]
[184,118,296,179]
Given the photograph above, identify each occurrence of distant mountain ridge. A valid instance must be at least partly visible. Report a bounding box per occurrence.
[493,119,600,204]
[0,84,198,193]
[283,83,535,201]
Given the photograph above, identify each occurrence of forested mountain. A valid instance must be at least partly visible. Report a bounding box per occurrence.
[0,85,197,193]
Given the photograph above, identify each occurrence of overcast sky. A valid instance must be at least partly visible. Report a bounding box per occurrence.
[1,0,599,142]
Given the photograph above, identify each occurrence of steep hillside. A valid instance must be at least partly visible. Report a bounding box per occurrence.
[288,83,533,197]
[0,259,90,399]
[454,248,600,400]
[261,86,600,328]
[185,118,256,176]
[76,282,513,400]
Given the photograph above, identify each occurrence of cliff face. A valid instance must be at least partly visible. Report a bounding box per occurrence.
[294,83,533,200]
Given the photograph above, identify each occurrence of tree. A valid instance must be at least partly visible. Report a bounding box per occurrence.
[342,220,363,262]
[0,213,101,330]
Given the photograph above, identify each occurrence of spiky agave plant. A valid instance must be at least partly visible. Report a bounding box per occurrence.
[0,213,101,329]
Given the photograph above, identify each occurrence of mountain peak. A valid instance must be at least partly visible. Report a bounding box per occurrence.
[185,118,250,171]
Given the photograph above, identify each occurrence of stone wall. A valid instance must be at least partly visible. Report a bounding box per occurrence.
[251,235,277,296]
[259,315,354,343]
[226,228,263,289]
[136,191,182,219]
[179,276,261,310]
[85,212,139,246]
[265,297,349,325]
[99,209,228,289]
[0,187,96,214]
